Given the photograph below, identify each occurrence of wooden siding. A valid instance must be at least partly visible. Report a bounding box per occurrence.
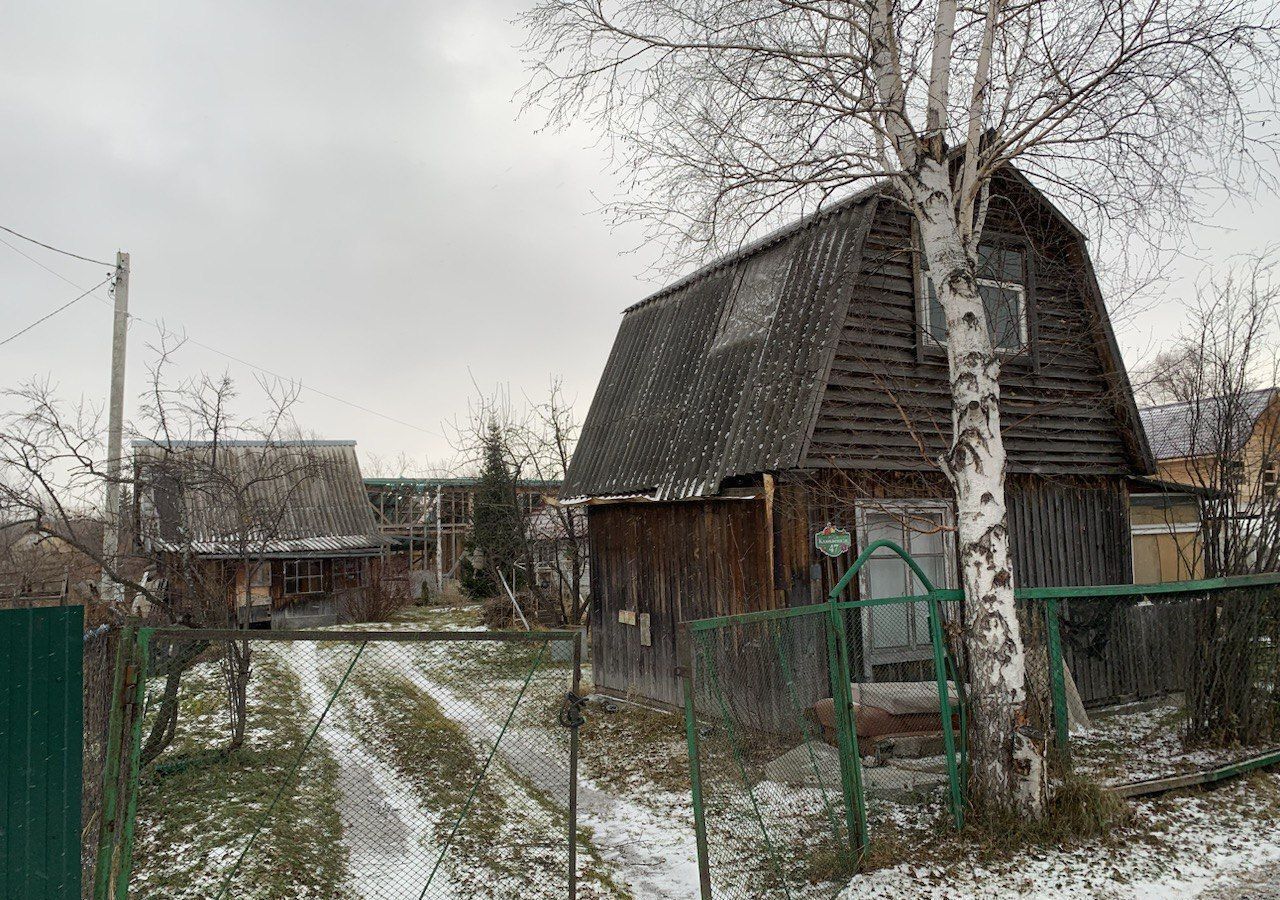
[806,179,1138,475]
[588,470,1152,707]
[588,499,773,708]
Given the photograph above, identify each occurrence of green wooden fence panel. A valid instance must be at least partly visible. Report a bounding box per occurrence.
[1,606,84,900]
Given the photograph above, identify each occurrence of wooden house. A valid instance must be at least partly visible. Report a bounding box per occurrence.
[134,439,392,628]
[1131,388,1280,580]
[562,169,1157,708]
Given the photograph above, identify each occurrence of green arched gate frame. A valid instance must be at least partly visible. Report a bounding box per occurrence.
[678,540,965,900]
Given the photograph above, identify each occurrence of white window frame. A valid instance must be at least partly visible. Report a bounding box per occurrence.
[854,500,957,678]
[919,247,1030,353]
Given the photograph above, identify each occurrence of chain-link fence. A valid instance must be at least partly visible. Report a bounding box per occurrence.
[93,626,586,900]
[1036,573,1280,790]
[681,590,964,899]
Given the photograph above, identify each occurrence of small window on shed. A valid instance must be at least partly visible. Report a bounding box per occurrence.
[712,247,790,351]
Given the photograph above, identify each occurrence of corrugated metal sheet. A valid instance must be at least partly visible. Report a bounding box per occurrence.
[563,191,880,501]
[567,168,1154,499]
[1139,388,1275,461]
[1,605,83,900]
[146,534,392,556]
[133,440,386,555]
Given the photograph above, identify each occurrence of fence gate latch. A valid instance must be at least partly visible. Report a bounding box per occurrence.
[558,692,587,729]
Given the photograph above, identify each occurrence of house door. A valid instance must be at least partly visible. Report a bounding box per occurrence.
[855,502,955,679]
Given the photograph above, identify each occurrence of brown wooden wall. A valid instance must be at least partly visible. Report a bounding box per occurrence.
[807,175,1139,475]
[588,471,1147,707]
[588,499,773,707]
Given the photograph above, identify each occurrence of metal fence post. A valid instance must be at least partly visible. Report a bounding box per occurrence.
[113,627,152,900]
[1044,597,1070,767]
[568,630,582,900]
[92,624,133,900]
[826,599,868,865]
[679,625,714,900]
[927,594,964,830]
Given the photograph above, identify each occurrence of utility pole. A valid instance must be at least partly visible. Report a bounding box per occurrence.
[99,251,129,606]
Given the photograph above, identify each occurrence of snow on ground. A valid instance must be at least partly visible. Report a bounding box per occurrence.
[840,773,1280,899]
[1073,696,1280,785]
[283,640,458,900]
[396,635,703,899]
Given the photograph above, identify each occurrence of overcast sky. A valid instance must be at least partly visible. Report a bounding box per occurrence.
[2,1,1277,475]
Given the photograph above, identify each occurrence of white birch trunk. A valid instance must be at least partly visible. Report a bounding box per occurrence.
[911,160,1046,817]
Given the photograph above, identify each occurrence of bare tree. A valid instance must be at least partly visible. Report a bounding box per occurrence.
[520,0,1278,815]
[0,336,330,761]
[1139,251,1280,575]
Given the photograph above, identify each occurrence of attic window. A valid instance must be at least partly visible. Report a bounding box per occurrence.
[712,247,789,350]
[921,243,1028,352]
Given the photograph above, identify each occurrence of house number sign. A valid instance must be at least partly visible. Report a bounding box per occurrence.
[815,524,852,558]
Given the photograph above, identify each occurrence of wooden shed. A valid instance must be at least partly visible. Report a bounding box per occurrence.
[133,439,392,628]
[563,169,1157,708]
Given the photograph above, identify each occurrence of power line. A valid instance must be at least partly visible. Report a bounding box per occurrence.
[0,275,115,349]
[0,223,117,267]
[0,238,442,438]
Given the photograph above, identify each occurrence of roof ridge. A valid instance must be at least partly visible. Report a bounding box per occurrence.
[1140,386,1276,414]
[621,181,887,315]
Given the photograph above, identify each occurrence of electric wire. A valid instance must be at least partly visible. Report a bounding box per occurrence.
[0,223,117,267]
[0,275,116,349]
[0,236,441,437]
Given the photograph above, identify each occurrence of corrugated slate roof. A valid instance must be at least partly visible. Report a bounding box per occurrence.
[134,440,387,555]
[1139,388,1276,460]
[562,189,880,501]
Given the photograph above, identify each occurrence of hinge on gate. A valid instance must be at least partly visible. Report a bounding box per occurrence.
[122,663,139,708]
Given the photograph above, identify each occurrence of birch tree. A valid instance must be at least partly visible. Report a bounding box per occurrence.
[520,0,1279,815]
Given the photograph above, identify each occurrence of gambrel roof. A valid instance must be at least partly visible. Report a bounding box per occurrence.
[564,172,1152,502]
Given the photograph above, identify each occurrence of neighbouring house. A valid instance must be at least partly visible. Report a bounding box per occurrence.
[134,439,393,628]
[562,167,1160,709]
[1133,388,1280,577]
[1139,388,1279,509]
[365,477,560,584]
[1127,478,1207,583]
[527,505,590,611]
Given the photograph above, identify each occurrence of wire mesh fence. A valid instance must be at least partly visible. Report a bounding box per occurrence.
[682,594,963,899]
[1038,575,1280,788]
[94,627,585,900]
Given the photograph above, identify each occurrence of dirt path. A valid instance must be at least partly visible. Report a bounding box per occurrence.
[287,642,459,900]
[399,658,702,899]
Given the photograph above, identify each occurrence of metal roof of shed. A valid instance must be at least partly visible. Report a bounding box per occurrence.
[562,189,881,501]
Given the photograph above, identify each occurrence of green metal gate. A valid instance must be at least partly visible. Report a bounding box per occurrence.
[680,541,964,900]
[1,605,85,900]
[94,625,586,900]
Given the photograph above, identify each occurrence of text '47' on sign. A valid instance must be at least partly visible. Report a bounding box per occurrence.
[815,524,851,558]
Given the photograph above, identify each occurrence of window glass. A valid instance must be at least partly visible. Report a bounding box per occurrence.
[924,242,1026,350]
[283,559,324,595]
[864,513,902,554]
[860,506,953,664]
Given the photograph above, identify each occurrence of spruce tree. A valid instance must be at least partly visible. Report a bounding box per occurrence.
[470,421,523,592]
